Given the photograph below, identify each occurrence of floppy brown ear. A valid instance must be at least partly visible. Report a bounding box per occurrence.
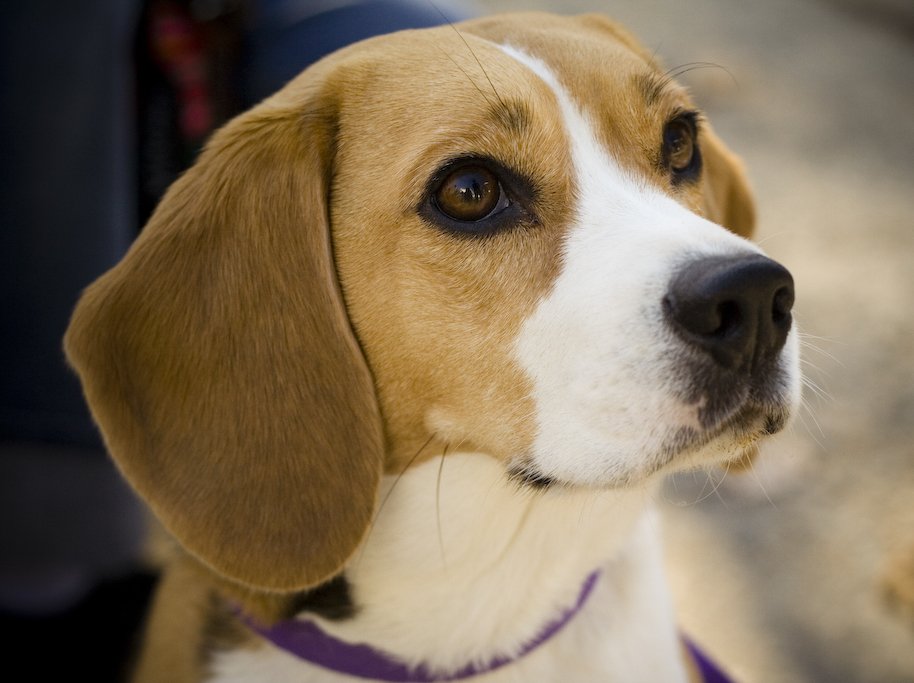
[64,84,384,592]
[701,126,756,239]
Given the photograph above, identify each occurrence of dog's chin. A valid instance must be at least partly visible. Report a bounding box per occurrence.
[658,402,788,472]
[510,400,793,492]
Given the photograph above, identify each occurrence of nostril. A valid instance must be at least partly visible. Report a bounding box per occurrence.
[714,300,742,338]
[772,286,794,326]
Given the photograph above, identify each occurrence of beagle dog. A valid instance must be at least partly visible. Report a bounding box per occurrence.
[65,12,800,683]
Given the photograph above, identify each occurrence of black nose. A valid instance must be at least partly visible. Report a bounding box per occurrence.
[663,255,794,371]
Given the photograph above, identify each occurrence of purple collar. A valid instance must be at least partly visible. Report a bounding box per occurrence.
[242,570,601,681]
[240,570,735,683]
[684,637,736,683]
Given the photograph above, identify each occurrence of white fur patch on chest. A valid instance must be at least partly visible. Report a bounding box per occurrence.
[207,454,687,682]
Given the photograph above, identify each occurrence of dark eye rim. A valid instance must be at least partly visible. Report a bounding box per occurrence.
[419,155,535,238]
[661,111,703,185]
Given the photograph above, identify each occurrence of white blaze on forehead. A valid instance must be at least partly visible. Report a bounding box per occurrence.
[499,45,765,486]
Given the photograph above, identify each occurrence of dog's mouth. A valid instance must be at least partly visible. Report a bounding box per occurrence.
[657,353,799,471]
[508,369,796,492]
[508,465,561,490]
[662,397,788,465]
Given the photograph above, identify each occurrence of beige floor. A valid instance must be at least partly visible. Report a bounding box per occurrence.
[474,1,914,680]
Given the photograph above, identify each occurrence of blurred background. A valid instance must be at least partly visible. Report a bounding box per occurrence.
[2,0,912,681]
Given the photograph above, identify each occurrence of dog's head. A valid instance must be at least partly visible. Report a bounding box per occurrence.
[65,13,799,595]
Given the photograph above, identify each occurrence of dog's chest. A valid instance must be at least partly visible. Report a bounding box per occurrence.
[206,454,688,683]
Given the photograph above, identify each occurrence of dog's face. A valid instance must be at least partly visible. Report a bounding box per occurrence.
[328,15,799,486]
[65,13,799,594]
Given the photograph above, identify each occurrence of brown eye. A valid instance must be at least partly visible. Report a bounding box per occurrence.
[434,165,506,222]
[662,115,701,182]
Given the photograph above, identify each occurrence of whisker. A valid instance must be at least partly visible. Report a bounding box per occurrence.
[683,467,710,505]
[744,457,778,510]
[801,374,832,403]
[378,434,436,515]
[647,43,666,72]
[435,443,449,569]
[431,4,508,110]
[796,402,827,445]
[710,465,730,508]
[751,229,795,248]
[666,61,739,90]
[798,338,845,368]
[798,360,830,385]
[798,361,828,383]
[354,433,437,567]
[797,331,845,346]
[435,44,495,109]
[682,466,725,506]
[797,354,831,373]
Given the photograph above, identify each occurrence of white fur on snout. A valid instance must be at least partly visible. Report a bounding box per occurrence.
[501,46,799,487]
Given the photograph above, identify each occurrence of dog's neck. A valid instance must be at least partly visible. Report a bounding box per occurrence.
[243,568,603,681]
[248,452,687,681]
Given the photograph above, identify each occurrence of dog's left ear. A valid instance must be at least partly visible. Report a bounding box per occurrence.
[700,127,756,239]
[64,79,385,593]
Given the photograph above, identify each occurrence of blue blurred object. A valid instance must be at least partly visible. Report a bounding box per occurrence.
[243,0,473,104]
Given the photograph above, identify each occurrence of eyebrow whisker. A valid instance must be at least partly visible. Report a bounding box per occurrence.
[429,3,508,110]
[436,44,496,109]
[667,61,739,89]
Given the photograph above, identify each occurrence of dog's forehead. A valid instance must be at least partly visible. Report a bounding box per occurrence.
[345,15,662,110]
[326,16,680,206]
[461,13,653,79]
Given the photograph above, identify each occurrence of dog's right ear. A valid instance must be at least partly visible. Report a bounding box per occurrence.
[700,126,757,239]
[64,73,385,593]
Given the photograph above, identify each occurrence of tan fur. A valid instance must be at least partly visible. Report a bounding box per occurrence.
[700,126,756,238]
[64,75,385,593]
[883,542,914,624]
[64,12,757,682]
[328,27,575,471]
